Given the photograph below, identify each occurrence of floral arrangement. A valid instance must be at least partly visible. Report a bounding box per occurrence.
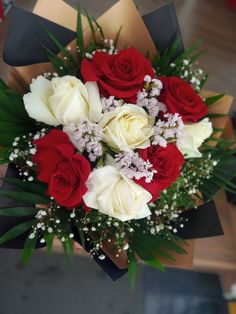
[0,2,235,284]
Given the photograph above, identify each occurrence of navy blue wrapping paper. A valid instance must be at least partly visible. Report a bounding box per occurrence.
[3,6,76,66]
[143,4,184,57]
[0,3,223,280]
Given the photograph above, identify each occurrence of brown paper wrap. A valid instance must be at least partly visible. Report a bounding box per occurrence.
[2,0,234,270]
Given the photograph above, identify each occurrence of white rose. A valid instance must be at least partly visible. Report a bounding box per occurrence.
[83,166,152,222]
[23,75,102,126]
[99,104,154,152]
[179,118,213,158]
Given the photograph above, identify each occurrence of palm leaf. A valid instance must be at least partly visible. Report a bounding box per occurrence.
[145,259,165,271]
[0,220,36,245]
[23,231,38,265]
[127,248,137,289]
[76,2,85,60]
[40,23,76,68]
[205,93,225,106]
[0,190,49,205]
[0,207,39,217]
[3,177,47,196]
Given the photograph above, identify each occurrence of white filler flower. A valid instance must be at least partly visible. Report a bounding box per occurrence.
[83,166,152,222]
[23,75,102,126]
[179,118,213,158]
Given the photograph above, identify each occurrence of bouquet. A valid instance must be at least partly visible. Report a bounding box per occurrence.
[0,0,234,283]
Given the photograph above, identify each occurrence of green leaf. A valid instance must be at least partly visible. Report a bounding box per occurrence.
[130,230,186,265]
[40,23,76,67]
[0,190,49,205]
[216,148,236,158]
[39,41,69,75]
[190,50,204,63]
[77,228,85,246]
[76,2,85,58]
[145,50,150,60]
[205,93,225,106]
[200,148,236,199]
[207,113,228,118]
[156,249,176,262]
[44,233,55,255]
[0,84,38,146]
[174,40,202,65]
[0,79,9,90]
[113,26,122,50]
[93,18,105,40]
[0,207,39,217]
[153,38,181,71]
[213,127,224,132]
[85,10,96,41]
[67,238,75,259]
[214,172,236,189]
[199,74,209,89]
[145,258,165,271]
[23,232,37,265]
[61,240,74,262]
[153,39,203,77]
[3,177,47,196]
[0,220,36,245]
[0,89,34,122]
[127,248,137,289]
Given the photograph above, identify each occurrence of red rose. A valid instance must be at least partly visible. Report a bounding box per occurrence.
[158,76,208,122]
[136,144,184,202]
[81,47,155,103]
[33,129,90,209]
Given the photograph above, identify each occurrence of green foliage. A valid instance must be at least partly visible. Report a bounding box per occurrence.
[23,231,38,265]
[0,207,39,217]
[199,74,209,89]
[39,23,77,76]
[0,189,49,205]
[129,229,186,274]
[152,39,202,76]
[76,1,85,62]
[199,145,236,200]
[113,26,122,50]
[152,38,181,72]
[156,178,196,212]
[207,113,228,119]
[44,233,55,255]
[127,248,137,289]
[85,10,96,41]
[77,228,85,246]
[144,258,165,271]
[0,147,10,164]
[61,238,74,262]
[0,80,39,148]
[0,220,36,245]
[0,177,49,228]
[2,177,47,196]
[205,93,225,106]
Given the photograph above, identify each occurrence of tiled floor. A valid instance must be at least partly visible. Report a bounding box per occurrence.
[0,249,228,314]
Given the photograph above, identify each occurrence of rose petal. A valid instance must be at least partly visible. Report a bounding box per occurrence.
[85,81,102,123]
[23,93,59,126]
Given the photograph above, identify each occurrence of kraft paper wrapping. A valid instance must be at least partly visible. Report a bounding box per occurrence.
[2,0,233,270]
[201,90,233,137]
[10,0,157,88]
